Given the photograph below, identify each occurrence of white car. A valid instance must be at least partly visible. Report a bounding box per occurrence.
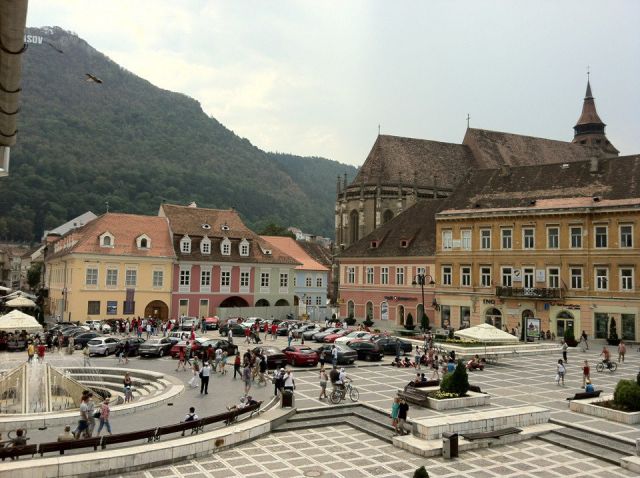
[334,331,373,345]
[87,337,120,356]
[84,320,111,333]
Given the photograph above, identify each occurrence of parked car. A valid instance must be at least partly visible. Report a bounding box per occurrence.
[334,331,374,345]
[73,332,102,349]
[219,322,247,338]
[302,326,329,341]
[347,340,385,361]
[282,345,319,366]
[252,346,288,369]
[293,323,320,338]
[315,343,357,365]
[374,337,413,355]
[312,328,345,342]
[167,330,191,344]
[87,337,120,356]
[84,320,104,331]
[138,337,173,357]
[323,330,350,343]
[204,316,220,330]
[115,337,146,356]
[180,317,199,331]
[171,338,238,359]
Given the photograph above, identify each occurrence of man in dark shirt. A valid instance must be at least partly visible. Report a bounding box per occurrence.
[397,399,409,436]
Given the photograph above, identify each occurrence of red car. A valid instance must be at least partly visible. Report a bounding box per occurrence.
[282,345,319,366]
[323,330,350,343]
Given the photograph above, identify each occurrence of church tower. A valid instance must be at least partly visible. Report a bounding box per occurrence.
[572,79,619,156]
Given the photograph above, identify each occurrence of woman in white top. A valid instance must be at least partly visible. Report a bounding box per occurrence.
[283,370,295,392]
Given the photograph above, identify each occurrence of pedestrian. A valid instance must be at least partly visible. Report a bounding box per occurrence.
[283,369,295,393]
[271,323,278,340]
[430,355,440,381]
[27,342,35,363]
[228,327,233,344]
[123,340,130,364]
[124,372,134,403]
[176,347,187,372]
[200,361,211,394]
[398,398,409,436]
[414,346,421,370]
[395,339,401,361]
[244,326,251,344]
[556,359,565,386]
[37,343,46,363]
[57,425,75,442]
[96,398,112,436]
[83,345,92,367]
[86,392,96,437]
[264,321,269,340]
[561,339,568,363]
[189,357,200,388]
[220,351,228,375]
[580,330,589,350]
[391,397,401,435]
[73,393,90,438]
[243,364,252,395]
[331,345,338,368]
[233,353,241,379]
[258,355,267,385]
[185,342,193,366]
[582,360,590,387]
[214,346,223,372]
[318,368,328,400]
[274,367,286,396]
[319,347,326,368]
[288,329,294,347]
[618,340,626,363]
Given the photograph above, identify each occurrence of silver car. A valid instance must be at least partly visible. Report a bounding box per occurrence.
[87,337,120,356]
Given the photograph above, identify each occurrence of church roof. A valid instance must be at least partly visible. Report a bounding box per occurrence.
[462,128,609,169]
[575,80,605,126]
[351,135,475,190]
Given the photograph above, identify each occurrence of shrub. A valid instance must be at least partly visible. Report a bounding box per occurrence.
[609,317,619,341]
[613,379,640,411]
[413,466,429,478]
[420,312,429,331]
[405,313,415,330]
[363,318,374,327]
[428,390,458,400]
[441,360,469,397]
[345,314,356,326]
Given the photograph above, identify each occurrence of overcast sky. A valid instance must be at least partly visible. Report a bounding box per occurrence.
[28,1,640,166]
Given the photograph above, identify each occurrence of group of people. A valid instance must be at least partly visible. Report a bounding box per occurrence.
[57,390,113,442]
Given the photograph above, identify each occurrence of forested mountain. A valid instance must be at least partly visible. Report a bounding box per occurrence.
[0,27,357,242]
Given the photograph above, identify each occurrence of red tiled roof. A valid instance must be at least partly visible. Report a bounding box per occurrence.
[261,236,328,271]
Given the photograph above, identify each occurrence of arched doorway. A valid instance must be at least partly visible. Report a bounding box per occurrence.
[219,296,249,308]
[383,210,394,224]
[349,210,359,244]
[255,299,270,307]
[556,310,574,338]
[144,300,168,322]
[293,295,300,306]
[366,301,374,321]
[397,305,405,326]
[485,308,502,329]
[347,300,355,318]
[275,299,289,306]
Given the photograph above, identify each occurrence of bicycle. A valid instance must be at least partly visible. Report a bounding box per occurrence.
[329,382,359,404]
[595,360,617,373]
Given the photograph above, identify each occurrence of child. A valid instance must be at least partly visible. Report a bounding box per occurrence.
[556,359,565,386]
[582,360,590,387]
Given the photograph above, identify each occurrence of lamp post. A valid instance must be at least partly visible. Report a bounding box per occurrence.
[412,273,435,333]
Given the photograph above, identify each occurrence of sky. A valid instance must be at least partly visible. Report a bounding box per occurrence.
[27,0,640,166]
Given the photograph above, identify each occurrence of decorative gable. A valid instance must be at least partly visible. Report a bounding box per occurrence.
[239,238,250,257]
[201,235,211,255]
[100,231,115,248]
[136,234,151,249]
[180,235,191,253]
[220,237,231,256]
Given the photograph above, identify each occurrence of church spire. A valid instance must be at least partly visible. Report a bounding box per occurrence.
[571,77,618,156]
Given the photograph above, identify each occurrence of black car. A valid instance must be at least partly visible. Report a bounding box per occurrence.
[276,321,299,336]
[348,341,385,361]
[138,337,173,357]
[219,322,246,338]
[115,337,146,356]
[315,343,357,365]
[73,332,102,349]
[252,346,288,369]
[374,337,413,355]
[194,339,238,359]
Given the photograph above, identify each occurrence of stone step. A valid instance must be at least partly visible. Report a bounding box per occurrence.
[538,432,624,466]
[550,427,637,456]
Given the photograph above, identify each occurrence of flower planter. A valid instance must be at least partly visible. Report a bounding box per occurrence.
[426,391,490,411]
[570,394,640,424]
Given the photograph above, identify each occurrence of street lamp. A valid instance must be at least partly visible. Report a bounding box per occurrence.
[412,273,435,333]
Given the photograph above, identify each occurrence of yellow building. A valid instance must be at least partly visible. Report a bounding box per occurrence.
[434,156,640,342]
[45,213,175,323]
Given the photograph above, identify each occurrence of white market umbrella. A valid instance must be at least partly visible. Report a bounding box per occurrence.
[5,296,37,308]
[0,286,11,292]
[3,290,36,300]
[0,309,43,333]
[455,323,519,344]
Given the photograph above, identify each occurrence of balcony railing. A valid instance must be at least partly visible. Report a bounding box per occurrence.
[495,286,562,300]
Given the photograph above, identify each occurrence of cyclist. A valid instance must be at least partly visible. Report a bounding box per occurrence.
[599,346,612,369]
[335,367,350,397]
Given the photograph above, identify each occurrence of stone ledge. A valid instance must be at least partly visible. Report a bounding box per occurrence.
[426,391,490,411]
[622,455,640,473]
[569,394,640,425]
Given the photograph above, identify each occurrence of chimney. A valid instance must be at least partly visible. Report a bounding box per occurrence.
[590,157,599,174]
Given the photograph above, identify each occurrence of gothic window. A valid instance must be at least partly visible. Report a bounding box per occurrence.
[349,210,359,244]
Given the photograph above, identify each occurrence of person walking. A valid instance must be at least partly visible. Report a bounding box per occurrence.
[220,351,228,375]
[27,342,35,363]
[244,326,252,344]
[397,398,409,436]
[288,329,294,347]
[582,360,590,387]
[200,361,211,395]
[556,359,566,386]
[242,364,252,395]
[37,343,46,363]
[83,345,92,367]
[189,357,200,388]
[233,353,241,379]
[124,372,134,403]
[271,322,278,340]
[331,345,338,368]
[580,330,589,350]
[283,369,295,393]
[414,346,421,370]
[561,339,568,363]
[96,398,112,436]
[73,394,90,439]
[390,397,401,435]
[176,347,187,372]
[86,392,96,437]
[318,368,328,400]
[258,355,267,385]
[618,340,626,363]
[123,340,130,364]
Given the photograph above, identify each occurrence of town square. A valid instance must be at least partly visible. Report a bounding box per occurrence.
[0,1,639,477]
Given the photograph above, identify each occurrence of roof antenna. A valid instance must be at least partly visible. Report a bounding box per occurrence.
[378,124,381,136]
[105,201,109,213]
[466,113,470,129]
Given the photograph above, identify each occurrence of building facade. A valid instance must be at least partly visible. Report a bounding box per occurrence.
[44,213,175,323]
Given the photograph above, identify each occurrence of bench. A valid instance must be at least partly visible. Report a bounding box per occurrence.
[405,380,440,390]
[461,427,522,441]
[157,420,203,438]
[100,428,158,449]
[39,436,102,456]
[0,444,37,461]
[566,390,602,401]
[397,388,430,407]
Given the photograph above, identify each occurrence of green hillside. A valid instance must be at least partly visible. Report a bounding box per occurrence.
[0,27,357,241]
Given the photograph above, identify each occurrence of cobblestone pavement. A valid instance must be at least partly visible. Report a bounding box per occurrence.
[120,425,637,478]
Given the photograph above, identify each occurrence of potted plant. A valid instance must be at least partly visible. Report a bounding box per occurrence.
[404,312,416,331]
[420,312,430,332]
[363,314,374,328]
[440,361,470,397]
[344,313,356,326]
[607,317,620,346]
[563,327,577,347]
[413,466,429,478]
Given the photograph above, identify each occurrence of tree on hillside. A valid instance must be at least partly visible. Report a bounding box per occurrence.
[259,223,295,238]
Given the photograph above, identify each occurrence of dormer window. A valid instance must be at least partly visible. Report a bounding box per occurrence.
[100,232,115,248]
[239,239,249,257]
[221,223,230,231]
[370,240,379,249]
[136,234,151,249]
[201,223,211,230]
[400,239,409,248]
[221,237,231,256]
[180,235,191,253]
[201,236,211,255]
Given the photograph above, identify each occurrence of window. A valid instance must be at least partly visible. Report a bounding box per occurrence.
[442,266,452,286]
[221,270,231,287]
[125,269,137,287]
[240,239,249,256]
[280,273,288,288]
[200,237,211,254]
[315,296,322,306]
[139,238,148,248]
[417,267,426,276]
[201,269,211,287]
[620,225,633,248]
[442,230,453,250]
[396,267,405,285]
[480,229,491,250]
[87,301,100,315]
[366,267,374,284]
[292,276,297,287]
[306,295,312,306]
[548,268,560,288]
[180,236,191,253]
[179,269,190,286]
[620,268,634,291]
[106,269,118,287]
[501,267,513,287]
[523,228,535,249]
[346,267,355,284]
[136,234,150,249]
[501,229,512,250]
[523,267,534,288]
[381,267,389,285]
[221,238,231,256]
[240,271,250,288]
[102,236,112,247]
[570,268,583,289]
[305,276,312,287]
[570,226,582,248]
[152,270,163,288]
[461,266,471,287]
[260,272,270,288]
[595,226,608,248]
[316,277,323,287]
[595,267,608,290]
[547,227,559,249]
[86,268,98,286]
[461,230,472,250]
[480,267,491,287]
